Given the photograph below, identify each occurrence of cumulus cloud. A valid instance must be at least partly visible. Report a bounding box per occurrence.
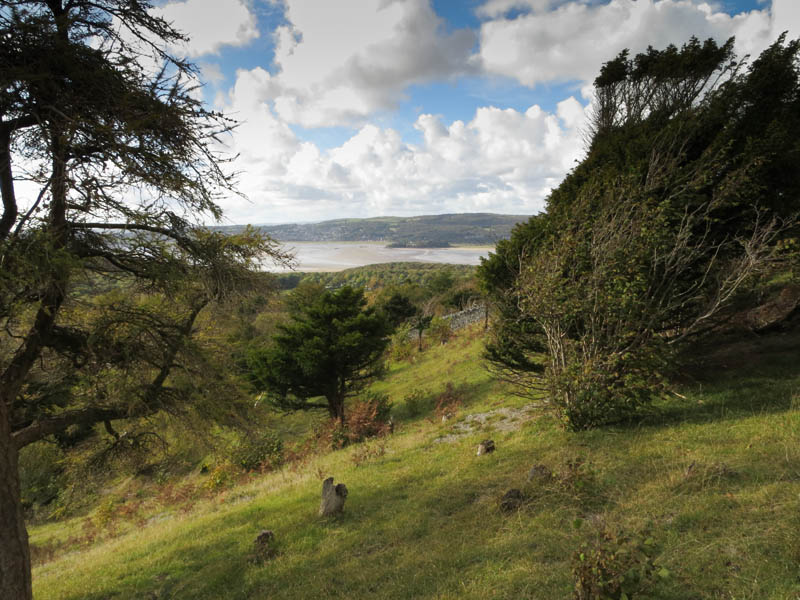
[155,0,259,57]
[771,0,800,41]
[212,0,799,224]
[478,0,774,87]
[218,61,589,223]
[268,0,477,127]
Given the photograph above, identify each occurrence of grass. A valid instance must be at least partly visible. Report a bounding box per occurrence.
[30,325,800,599]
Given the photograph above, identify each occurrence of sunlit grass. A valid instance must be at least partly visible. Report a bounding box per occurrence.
[32,325,800,599]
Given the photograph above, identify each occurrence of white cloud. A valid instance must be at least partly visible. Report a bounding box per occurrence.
[155,0,259,57]
[212,0,798,224]
[219,62,590,223]
[771,0,800,41]
[478,0,773,87]
[268,0,477,127]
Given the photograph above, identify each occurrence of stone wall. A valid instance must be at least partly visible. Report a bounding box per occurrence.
[442,304,487,331]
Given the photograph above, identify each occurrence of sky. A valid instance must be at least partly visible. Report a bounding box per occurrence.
[153,0,800,224]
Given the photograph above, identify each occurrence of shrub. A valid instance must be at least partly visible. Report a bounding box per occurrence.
[428,316,452,345]
[202,463,237,493]
[390,322,415,362]
[547,350,667,430]
[18,442,65,513]
[230,431,284,472]
[310,420,351,451]
[572,529,666,599]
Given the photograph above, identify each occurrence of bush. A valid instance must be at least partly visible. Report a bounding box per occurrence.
[389,322,415,362]
[572,529,666,599]
[428,316,452,345]
[547,350,667,430]
[202,463,238,492]
[230,431,284,472]
[19,442,65,512]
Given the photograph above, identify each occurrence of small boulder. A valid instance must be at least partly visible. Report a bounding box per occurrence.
[499,488,525,512]
[527,464,552,483]
[250,530,276,563]
[319,477,348,517]
[477,439,495,456]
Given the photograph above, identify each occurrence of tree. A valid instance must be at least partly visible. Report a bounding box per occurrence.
[411,312,433,351]
[247,286,391,423]
[378,292,418,329]
[479,36,800,430]
[0,2,287,597]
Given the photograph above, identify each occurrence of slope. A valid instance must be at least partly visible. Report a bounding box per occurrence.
[30,325,800,599]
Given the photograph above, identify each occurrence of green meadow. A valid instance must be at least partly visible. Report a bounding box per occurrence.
[31,325,800,599]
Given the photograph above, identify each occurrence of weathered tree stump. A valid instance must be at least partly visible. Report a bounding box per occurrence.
[476,439,495,456]
[250,530,276,563]
[319,477,348,517]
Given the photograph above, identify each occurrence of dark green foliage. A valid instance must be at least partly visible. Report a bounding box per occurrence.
[480,36,800,430]
[284,262,474,294]
[247,286,391,422]
[379,293,418,329]
[18,442,64,512]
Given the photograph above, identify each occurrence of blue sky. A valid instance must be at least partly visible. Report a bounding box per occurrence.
[155,0,796,224]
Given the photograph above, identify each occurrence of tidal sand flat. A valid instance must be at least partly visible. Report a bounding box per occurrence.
[267,242,492,272]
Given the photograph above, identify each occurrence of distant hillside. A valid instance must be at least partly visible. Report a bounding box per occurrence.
[217,213,528,247]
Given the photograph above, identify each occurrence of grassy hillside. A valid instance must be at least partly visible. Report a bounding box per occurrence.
[30,326,800,599]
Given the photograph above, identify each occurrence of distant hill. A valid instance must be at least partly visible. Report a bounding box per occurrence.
[216,213,529,247]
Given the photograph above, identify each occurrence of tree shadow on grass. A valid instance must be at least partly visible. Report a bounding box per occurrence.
[632,328,800,430]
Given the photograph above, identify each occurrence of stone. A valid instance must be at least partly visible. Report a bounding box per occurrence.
[319,477,348,517]
[250,530,276,563]
[527,464,552,482]
[499,488,525,512]
[476,439,495,456]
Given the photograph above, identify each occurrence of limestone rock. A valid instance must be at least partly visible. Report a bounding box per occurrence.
[319,477,348,517]
[477,439,495,456]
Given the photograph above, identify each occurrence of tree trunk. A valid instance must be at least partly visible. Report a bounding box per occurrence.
[0,407,32,600]
[326,390,346,424]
